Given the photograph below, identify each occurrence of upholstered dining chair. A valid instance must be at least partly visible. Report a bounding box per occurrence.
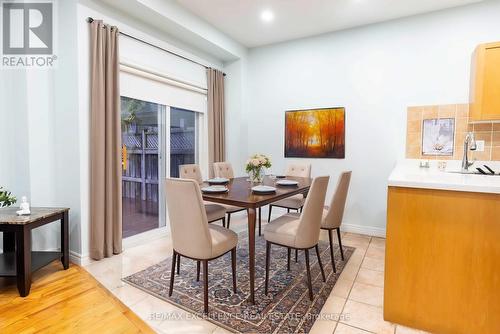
[263,176,330,301]
[321,171,351,273]
[213,162,235,178]
[179,164,227,227]
[267,163,311,254]
[267,163,312,223]
[165,178,238,314]
[212,162,246,229]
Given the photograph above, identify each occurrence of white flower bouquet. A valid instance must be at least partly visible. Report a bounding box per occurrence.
[245,154,272,183]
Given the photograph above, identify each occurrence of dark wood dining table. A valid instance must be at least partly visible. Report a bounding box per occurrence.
[202,176,312,304]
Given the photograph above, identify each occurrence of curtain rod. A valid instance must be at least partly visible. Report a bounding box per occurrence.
[86,17,226,76]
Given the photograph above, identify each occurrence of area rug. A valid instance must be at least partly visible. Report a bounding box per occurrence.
[123,231,354,333]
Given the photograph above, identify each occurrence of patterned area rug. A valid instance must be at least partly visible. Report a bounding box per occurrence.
[123,231,354,333]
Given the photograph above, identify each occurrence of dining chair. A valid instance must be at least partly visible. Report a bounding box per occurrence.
[165,178,238,314]
[213,162,235,178]
[212,162,246,229]
[267,163,312,224]
[179,164,227,227]
[263,176,329,301]
[321,171,351,273]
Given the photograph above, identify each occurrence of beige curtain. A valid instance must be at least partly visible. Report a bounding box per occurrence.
[89,20,122,260]
[207,68,226,177]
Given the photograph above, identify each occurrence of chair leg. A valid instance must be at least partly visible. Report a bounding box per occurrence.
[169,250,177,296]
[295,249,298,263]
[227,213,231,229]
[336,228,345,261]
[299,206,303,213]
[328,229,337,273]
[315,244,326,282]
[203,260,208,314]
[287,248,291,271]
[258,207,262,236]
[231,248,237,293]
[304,249,314,301]
[178,254,181,274]
[222,217,226,228]
[196,261,200,282]
[287,208,290,213]
[268,205,273,222]
[203,260,209,314]
[264,241,271,295]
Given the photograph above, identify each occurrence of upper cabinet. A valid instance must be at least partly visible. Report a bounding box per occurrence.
[470,42,500,122]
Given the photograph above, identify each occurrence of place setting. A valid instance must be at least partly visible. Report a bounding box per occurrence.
[275,179,299,186]
[201,185,229,193]
[206,177,230,185]
[251,185,277,194]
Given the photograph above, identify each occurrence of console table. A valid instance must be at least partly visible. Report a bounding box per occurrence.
[0,207,69,296]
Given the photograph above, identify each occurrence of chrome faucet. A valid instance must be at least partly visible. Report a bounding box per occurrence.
[461,132,477,173]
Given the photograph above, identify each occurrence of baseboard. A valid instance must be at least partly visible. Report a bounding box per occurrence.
[0,246,88,266]
[70,250,91,266]
[341,223,386,238]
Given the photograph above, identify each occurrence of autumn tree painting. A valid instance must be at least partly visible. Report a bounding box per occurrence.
[285,108,345,158]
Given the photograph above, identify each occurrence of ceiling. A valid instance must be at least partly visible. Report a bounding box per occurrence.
[175,0,484,47]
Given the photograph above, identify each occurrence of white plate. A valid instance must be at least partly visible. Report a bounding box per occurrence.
[276,179,299,186]
[252,185,276,193]
[201,185,228,193]
[206,177,229,184]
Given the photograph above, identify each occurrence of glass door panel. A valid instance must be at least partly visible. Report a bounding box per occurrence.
[121,96,163,238]
[169,107,198,177]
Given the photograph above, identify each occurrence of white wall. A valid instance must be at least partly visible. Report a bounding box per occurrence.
[224,58,249,175]
[0,71,30,252]
[241,0,500,236]
[0,0,80,252]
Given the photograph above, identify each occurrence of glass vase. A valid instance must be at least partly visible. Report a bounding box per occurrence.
[249,167,265,184]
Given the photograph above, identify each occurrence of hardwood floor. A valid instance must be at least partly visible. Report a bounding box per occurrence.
[0,261,154,334]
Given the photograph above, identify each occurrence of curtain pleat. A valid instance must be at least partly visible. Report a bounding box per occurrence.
[207,69,226,178]
[89,20,122,260]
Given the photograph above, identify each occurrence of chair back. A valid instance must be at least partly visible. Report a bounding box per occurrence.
[165,178,212,259]
[213,162,234,178]
[179,164,203,184]
[285,163,311,178]
[323,171,352,229]
[295,176,330,248]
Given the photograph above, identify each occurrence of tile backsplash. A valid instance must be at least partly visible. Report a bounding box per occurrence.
[406,104,500,161]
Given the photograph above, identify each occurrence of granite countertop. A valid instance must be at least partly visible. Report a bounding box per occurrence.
[388,160,500,194]
[0,207,69,225]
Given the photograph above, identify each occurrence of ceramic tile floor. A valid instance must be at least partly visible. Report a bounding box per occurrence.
[83,210,431,334]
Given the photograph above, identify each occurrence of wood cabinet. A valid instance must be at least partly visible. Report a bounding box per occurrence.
[470,42,500,121]
[384,186,500,334]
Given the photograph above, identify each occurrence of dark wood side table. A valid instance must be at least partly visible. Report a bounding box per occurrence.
[0,207,69,296]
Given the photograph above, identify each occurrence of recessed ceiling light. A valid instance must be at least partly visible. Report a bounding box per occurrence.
[260,9,274,23]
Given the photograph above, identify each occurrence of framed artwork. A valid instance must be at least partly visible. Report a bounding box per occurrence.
[285,107,345,158]
[421,118,455,156]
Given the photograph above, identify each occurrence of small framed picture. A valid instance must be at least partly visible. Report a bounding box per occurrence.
[421,118,455,156]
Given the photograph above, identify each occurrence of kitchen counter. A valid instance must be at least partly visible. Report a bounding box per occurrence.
[388,159,500,194]
[384,159,500,334]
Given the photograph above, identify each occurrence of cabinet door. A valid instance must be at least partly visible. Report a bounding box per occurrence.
[481,45,500,120]
[470,42,500,121]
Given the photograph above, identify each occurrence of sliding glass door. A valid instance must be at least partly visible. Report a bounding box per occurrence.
[169,107,199,178]
[120,98,205,238]
[120,64,208,239]
[121,97,163,238]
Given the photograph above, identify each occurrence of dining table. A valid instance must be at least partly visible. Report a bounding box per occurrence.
[201,175,312,304]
